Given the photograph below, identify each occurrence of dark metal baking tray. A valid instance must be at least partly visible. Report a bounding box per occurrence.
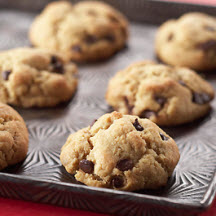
[0,0,216,215]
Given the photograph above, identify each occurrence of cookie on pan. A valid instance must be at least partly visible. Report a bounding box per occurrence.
[0,103,28,170]
[0,47,78,108]
[155,12,216,71]
[29,1,128,62]
[106,61,214,126]
[60,111,180,191]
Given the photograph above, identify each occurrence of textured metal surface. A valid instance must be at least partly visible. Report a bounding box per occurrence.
[0,1,216,215]
[0,0,216,23]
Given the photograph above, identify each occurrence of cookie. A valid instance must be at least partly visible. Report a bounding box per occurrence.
[106,61,214,126]
[60,111,180,191]
[0,103,28,170]
[29,1,128,62]
[155,12,216,71]
[0,47,78,107]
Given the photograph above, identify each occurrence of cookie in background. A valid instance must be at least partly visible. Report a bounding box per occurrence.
[29,1,128,62]
[155,12,216,71]
[0,47,78,108]
[106,61,214,126]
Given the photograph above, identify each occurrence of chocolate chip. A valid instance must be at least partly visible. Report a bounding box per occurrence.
[197,39,216,52]
[85,34,97,44]
[53,62,64,73]
[111,175,124,188]
[167,33,173,41]
[124,96,134,114]
[51,55,58,64]
[2,70,11,80]
[72,45,82,53]
[50,56,64,73]
[154,95,166,106]
[141,110,156,119]
[79,159,94,174]
[204,25,216,32]
[108,14,119,23]
[116,159,134,171]
[178,80,187,87]
[133,118,144,131]
[192,92,212,105]
[160,132,169,141]
[87,10,97,16]
[103,35,115,42]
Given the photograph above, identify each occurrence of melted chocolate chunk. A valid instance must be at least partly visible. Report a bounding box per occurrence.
[79,159,94,173]
[53,62,64,73]
[111,175,124,188]
[87,10,97,16]
[133,118,144,131]
[192,92,212,105]
[2,70,11,81]
[204,25,216,32]
[85,34,97,44]
[167,33,173,41]
[124,96,134,114]
[197,39,216,52]
[108,14,119,23]
[50,56,64,73]
[72,45,82,53]
[141,110,156,119]
[154,95,166,106]
[178,80,187,87]
[103,35,115,42]
[51,55,58,64]
[160,132,169,141]
[116,159,134,171]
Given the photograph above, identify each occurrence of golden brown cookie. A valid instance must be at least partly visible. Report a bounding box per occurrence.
[155,12,216,70]
[29,1,128,62]
[106,61,214,126]
[0,103,28,170]
[60,111,180,191]
[0,47,78,107]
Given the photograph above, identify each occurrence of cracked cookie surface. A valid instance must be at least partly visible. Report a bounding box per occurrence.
[0,103,28,170]
[60,111,180,191]
[155,12,216,70]
[106,61,214,126]
[0,47,78,107]
[29,1,128,62]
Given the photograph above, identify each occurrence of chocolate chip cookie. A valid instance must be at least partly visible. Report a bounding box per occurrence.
[155,12,216,70]
[106,61,214,126]
[60,111,180,191]
[0,48,78,107]
[0,103,28,170]
[29,1,128,62]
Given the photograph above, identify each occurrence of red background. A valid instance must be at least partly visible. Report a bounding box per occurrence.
[1,0,216,215]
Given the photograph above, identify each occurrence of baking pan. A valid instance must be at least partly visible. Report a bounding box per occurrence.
[0,0,216,215]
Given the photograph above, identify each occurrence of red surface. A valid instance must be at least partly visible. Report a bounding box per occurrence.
[1,0,216,215]
[0,197,215,216]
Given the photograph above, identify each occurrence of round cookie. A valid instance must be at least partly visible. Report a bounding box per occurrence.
[155,12,216,71]
[60,111,180,191]
[29,1,128,62]
[106,61,214,126]
[0,47,78,108]
[0,103,28,170]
